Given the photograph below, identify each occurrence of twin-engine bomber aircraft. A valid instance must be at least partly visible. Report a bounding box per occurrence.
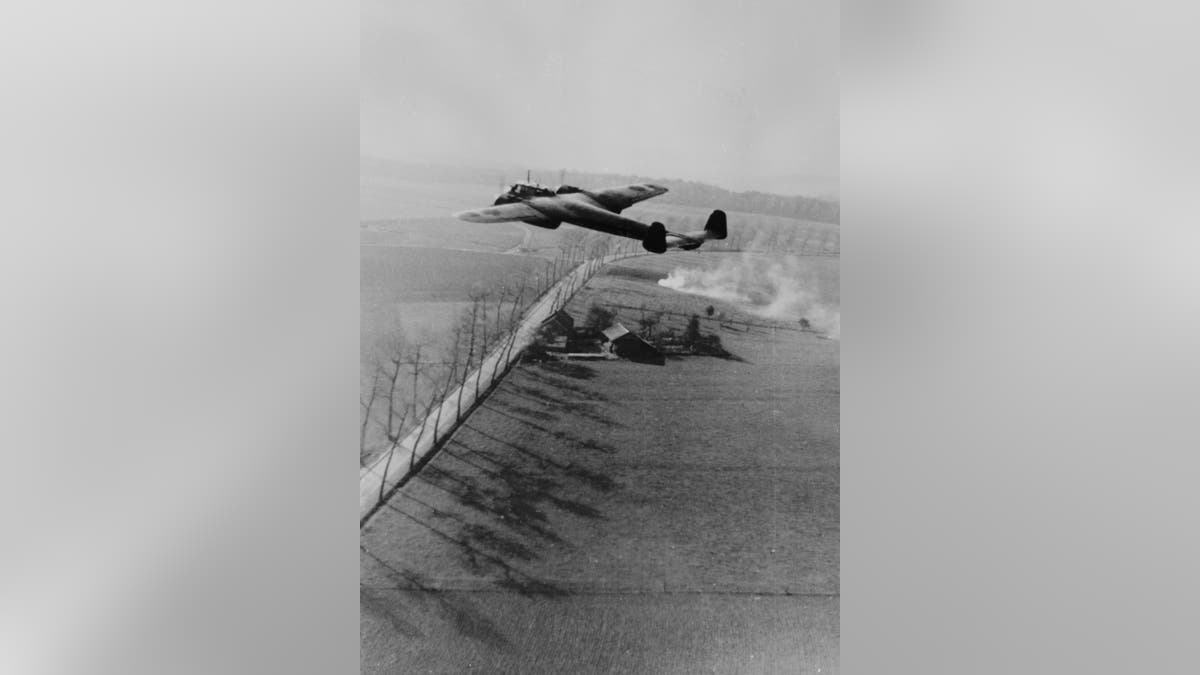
[454,181,726,253]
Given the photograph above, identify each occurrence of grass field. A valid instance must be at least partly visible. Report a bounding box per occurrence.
[361,245,544,373]
[361,252,839,672]
[361,176,501,221]
[362,218,526,253]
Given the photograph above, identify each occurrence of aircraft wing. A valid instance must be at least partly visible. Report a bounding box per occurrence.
[454,202,543,223]
[590,183,668,212]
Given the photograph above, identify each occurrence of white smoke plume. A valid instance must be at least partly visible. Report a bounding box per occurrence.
[658,253,840,339]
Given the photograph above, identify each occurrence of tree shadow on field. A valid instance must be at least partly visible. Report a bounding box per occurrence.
[365,413,612,602]
[477,403,618,455]
[422,440,604,542]
[497,381,623,428]
[502,403,558,423]
[360,544,513,650]
[370,498,569,600]
[525,366,608,401]
[537,360,598,380]
[461,428,617,494]
[360,353,631,652]
[402,487,542,561]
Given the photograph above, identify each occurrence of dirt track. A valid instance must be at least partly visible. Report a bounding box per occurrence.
[360,254,839,673]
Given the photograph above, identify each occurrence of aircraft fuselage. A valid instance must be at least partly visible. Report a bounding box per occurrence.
[456,182,723,253]
[522,193,654,239]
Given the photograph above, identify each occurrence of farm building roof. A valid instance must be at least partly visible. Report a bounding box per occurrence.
[541,309,576,332]
[602,323,664,365]
[601,323,630,342]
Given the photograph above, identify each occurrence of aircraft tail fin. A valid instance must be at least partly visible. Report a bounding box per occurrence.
[642,222,667,254]
[704,210,727,240]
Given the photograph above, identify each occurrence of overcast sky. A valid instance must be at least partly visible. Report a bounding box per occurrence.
[362,0,838,197]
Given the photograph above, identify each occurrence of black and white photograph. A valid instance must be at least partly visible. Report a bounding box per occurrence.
[11,2,1200,674]
[358,1,840,671]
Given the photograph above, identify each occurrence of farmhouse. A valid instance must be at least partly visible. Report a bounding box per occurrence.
[540,309,575,336]
[601,323,665,366]
[536,312,664,364]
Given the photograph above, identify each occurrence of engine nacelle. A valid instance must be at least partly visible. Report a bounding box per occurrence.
[642,222,667,253]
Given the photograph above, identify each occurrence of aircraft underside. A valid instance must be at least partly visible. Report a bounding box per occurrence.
[519,216,560,229]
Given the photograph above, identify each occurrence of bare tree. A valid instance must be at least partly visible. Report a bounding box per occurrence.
[432,324,463,444]
[360,368,382,466]
[377,400,407,504]
[549,278,564,313]
[567,232,587,267]
[498,278,529,374]
[408,362,445,472]
[403,341,426,469]
[560,228,585,267]
[456,292,485,419]
[541,259,554,294]
[380,339,408,444]
[409,355,445,468]
[474,292,492,395]
[492,286,510,339]
[637,308,661,341]
[484,287,508,384]
[375,337,412,504]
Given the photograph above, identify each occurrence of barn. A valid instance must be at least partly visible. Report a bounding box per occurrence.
[601,323,665,366]
[540,309,575,337]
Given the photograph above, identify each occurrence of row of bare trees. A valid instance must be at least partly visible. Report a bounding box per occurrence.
[360,233,631,515]
[361,278,530,468]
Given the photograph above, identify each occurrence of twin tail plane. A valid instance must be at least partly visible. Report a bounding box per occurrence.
[455,180,726,254]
